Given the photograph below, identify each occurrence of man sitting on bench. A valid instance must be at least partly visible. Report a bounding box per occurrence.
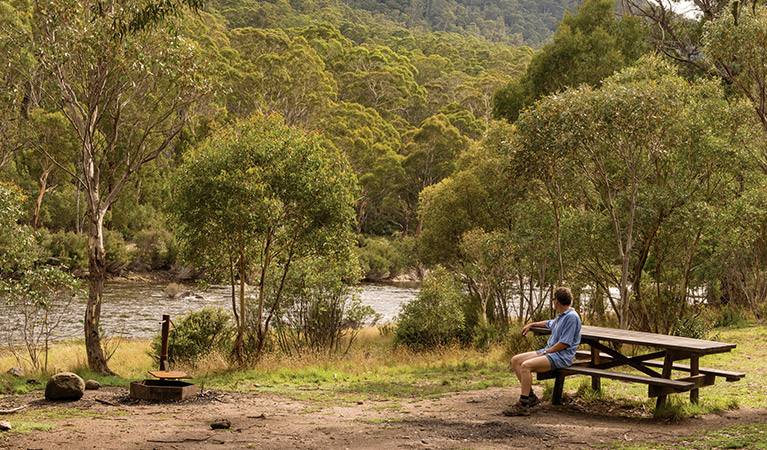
[504,287,582,416]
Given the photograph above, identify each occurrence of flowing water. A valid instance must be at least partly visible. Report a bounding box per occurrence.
[2,281,419,342]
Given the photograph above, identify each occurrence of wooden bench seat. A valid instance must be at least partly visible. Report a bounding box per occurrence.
[641,360,745,382]
[538,365,699,404]
[539,366,695,390]
[573,350,746,381]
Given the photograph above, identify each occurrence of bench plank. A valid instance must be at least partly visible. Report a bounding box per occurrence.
[642,360,745,382]
[556,366,694,390]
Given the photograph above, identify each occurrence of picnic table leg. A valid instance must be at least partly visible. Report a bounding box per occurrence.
[690,356,699,404]
[656,350,675,409]
[552,372,565,405]
[591,345,601,392]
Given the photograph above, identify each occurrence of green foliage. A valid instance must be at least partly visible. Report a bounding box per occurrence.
[150,307,234,364]
[394,266,466,349]
[672,308,715,340]
[471,321,508,350]
[133,227,177,270]
[356,235,415,281]
[211,0,579,48]
[35,229,88,271]
[711,304,750,329]
[172,113,359,361]
[0,183,36,272]
[493,0,649,122]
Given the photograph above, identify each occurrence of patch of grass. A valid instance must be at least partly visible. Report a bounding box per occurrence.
[355,418,405,424]
[7,422,56,434]
[607,423,767,449]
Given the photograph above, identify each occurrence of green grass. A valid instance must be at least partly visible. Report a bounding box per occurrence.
[606,423,767,449]
[200,349,513,405]
[8,422,57,434]
[1,407,128,435]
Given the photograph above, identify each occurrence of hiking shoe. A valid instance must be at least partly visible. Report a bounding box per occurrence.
[528,395,540,407]
[502,402,530,416]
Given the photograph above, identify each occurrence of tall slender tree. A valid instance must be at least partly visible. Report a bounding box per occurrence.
[26,0,209,374]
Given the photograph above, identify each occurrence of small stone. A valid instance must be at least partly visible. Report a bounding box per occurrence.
[356,401,363,405]
[45,372,85,401]
[7,367,24,378]
[0,421,11,431]
[210,418,231,430]
[85,380,101,390]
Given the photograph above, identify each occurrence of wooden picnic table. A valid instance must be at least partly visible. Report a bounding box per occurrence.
[531,325,745,408]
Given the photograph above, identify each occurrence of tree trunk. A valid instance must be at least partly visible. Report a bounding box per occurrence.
[84,209,115,375]
[33,165,53,232]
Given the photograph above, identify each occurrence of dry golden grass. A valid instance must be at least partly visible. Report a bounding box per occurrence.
[0,339,154,378]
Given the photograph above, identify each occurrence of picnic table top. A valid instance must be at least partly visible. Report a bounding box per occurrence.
[530,324,736,355]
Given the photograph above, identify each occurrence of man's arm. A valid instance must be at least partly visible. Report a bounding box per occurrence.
[542,342,568,354]
[520,320,547,337]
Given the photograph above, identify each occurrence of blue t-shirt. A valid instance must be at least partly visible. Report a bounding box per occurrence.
[542,308,581,369]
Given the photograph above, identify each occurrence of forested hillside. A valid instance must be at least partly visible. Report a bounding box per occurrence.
[207,0,581,47]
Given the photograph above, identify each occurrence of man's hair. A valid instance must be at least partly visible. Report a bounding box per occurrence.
[554,287,573,306]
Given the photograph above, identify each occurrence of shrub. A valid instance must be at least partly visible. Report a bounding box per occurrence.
[150,308,233,365]
[36,229,88,271]
[711,304,749,328]
[133,227,177,270]
[503,322,547,358]
[356,235,418,281]
[672,307,716,340]
[394,266,465,349]
[103,229,132,273]
[471,321,508,350]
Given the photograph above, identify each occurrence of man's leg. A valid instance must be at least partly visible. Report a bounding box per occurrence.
[504,354,551,416]
[511,351,539,386]
[517,355,551,401]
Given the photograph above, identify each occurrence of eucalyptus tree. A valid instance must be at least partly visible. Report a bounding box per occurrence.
[0,2,33,170]
[337,45,426,122]
[172,114,358,362]
[23,111,79,231]
[316,102,401,233]
[493,0,648,123]
[25,0,210,374]
[517,56,732,329]
[704,2,767,169]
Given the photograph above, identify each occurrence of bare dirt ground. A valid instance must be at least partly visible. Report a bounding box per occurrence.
[1,386,765,450]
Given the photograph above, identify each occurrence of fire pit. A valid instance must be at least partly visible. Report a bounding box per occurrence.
[129,314,197,401]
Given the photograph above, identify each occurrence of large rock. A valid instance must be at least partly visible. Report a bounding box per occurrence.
[45,372,85,401]
[0,421,11,432]
[7,367,24,377]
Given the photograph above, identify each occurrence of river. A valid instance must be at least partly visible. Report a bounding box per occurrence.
[1,281,419,342]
